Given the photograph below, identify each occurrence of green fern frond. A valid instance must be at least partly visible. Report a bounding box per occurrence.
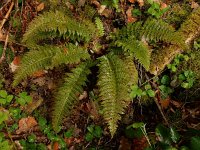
[52,43,90,67]
[22,11,97,48]
[52,62,91,132]
[122,56,138,86]
[141,19,184,46]
[115,37,150,70]
[97,54,131,137]
[95,17,104,36]
[13,45,60,86]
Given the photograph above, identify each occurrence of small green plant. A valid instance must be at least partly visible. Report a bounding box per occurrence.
[85,125,103,142]
[130,84,155,99]
[159,75,173,99]
[0,111,9,125]
[178,70,195,89]
[16,92,32,106]
[0,90,13,106]
[37,116,66,148]
[146,0,169,18]
[167,54,189,72]
[0,132,12,150]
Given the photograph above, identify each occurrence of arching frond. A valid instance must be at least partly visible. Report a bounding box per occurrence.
[52,61,92,132]
[97,54,131,137]
[22,11,97,48]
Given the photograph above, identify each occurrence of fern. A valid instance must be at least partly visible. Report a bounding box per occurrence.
[22,10,97,48]
[141,19,185,47]
[115,36,150,70]
[13,45,59,86]
[52,61,91,132]
[52,43,90,67]
[97,54,131,137]
[95,17,104,37]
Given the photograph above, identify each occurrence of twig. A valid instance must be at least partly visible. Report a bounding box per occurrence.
[0,1,14,30]
[145,74,170,126]
[0,30,9,64]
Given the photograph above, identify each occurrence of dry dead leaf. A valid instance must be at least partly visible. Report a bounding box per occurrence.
[170,100,182,108]
[32,70,46,77]
[160,2,168,10]
[129,0,136,3]
[126,7,137,23]
[0,30,6,41]
[53,142,59,150]
[9,56,20,72]
[16,116,37,134]
[160,97,170,109]
[191,1,199,9]
[36,3,45,12]
[98,5,106,14]
[137,0,144,7]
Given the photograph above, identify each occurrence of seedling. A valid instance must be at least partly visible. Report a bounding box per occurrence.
[85,125,103,142]
[16,92,32,106]
[0,90,13,105]
[146,0,169,18]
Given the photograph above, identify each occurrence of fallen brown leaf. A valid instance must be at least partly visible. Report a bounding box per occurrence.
[36,3,45,12]
[53,142,59,150]
[32,70,46,77]
[160,97,170,109]
[191,1,199,9]
[126,7,137,23]
[16,116,37,134]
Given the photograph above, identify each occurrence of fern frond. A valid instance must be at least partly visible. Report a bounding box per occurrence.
[13,46,60,86]
[95,17,104,36]
[52,43,90,67]
[22,11,97,48]
[115,37,150,70]
[141,19,185,46]
[52,62,91,132]
[97,54,131,137]
[122,56,138,86]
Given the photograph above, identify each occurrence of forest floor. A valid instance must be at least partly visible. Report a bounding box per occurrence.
[0,0,200,150]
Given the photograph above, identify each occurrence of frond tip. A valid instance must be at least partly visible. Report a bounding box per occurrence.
[97,54,131,137]
[52,62,91,132]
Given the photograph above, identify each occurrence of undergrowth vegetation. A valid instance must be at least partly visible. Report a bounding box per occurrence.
[0,0,200,149]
